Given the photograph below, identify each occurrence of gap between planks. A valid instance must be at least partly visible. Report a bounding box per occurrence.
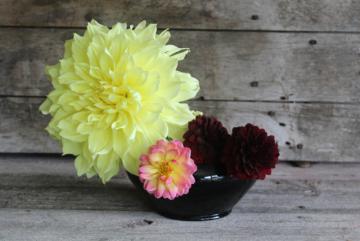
[1,95,360,106]
[2,0,360,33]
[3,25,360,34]
[2,97,360,163]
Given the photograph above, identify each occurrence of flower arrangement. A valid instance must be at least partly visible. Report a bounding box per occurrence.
[41,20,279,220]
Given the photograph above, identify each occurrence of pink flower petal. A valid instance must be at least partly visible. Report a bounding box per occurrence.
[138,139,197,200]
[155,182,166,199]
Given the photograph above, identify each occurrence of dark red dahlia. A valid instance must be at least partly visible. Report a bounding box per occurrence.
[183,115,229,165]
[222,123,279,179]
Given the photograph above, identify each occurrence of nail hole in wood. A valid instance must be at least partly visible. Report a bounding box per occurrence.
[143,219,153,225]
[250,81,258,87]
[251,14,259,20]
[84,13,93,21]
[309,39,317,45]
[199,96,205,101]
[296,143,303,149]
[279,122,286,127]
[285,141,291,146]
[280,96,287,100]
[267,111,275,116]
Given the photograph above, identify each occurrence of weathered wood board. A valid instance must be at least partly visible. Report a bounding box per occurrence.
[1,156,360,212]
[1,97,360,162]
[1,28,360,102]
[0,156,359,241]
[192,101,360,163]
[1,0,360,32]
[1,209,358,241]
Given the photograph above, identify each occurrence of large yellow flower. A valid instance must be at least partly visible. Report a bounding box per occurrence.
[40,20,199,183]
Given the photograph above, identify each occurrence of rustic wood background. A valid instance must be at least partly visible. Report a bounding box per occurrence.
[1,1,360,240]
[1,0,360,163]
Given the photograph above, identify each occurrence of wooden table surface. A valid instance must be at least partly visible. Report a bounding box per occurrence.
[1,155,359,241]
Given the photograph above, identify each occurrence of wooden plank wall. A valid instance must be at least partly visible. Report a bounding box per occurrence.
[0,0,359,163]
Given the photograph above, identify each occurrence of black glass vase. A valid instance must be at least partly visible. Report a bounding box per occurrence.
[127,166,255,221]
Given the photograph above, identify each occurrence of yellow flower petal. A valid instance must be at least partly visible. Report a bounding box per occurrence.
[75,153,93,176]
[39,20,200,183]
[62,139,82,155]
[88,128,112,153]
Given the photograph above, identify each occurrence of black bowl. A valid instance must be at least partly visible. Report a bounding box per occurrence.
[127,168,255,221]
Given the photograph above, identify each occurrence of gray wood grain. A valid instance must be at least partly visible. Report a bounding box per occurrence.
[192,100,360,163]
[0,156,359,241]
[1,209,359,241]
[1,97,360,163]
[0,97,59,153]
[1,0,360,32]
[1,157,360,212]
[1,28,360,102]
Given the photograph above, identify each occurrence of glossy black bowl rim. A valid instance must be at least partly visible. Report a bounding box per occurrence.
[127,171,256,183]
[193,173,255,182]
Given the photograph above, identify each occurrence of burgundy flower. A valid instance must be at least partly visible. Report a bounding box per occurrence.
[183,115,229,165]
[222,123,279,179]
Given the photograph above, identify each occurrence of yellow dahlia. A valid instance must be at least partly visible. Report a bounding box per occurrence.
[39,20,200,183]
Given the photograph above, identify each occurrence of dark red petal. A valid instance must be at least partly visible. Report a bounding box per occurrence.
[183,115,229,166]
[222,123,279,180]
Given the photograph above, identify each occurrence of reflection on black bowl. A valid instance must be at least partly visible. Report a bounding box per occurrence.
[126,167,255,221]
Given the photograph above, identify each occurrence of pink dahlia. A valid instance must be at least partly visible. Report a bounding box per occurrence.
[139,140,197,200]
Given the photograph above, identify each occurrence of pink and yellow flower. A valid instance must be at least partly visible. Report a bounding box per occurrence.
[139,140,197,200]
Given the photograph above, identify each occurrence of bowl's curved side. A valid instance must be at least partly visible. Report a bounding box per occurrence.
[127,172,255,221]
